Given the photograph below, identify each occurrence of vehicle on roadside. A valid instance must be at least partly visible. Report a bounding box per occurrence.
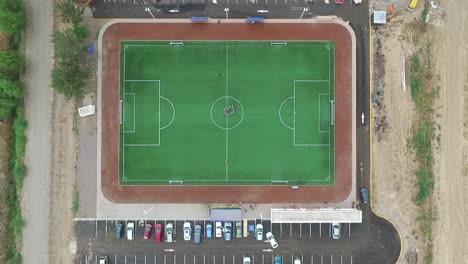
[255,224,263,240]
[360,187,369,204]
[294,257,301,264]
[154,224,163,242]
[206,223,213,238]
[99,255,109,264]
[274,255,282,264]
[183,222,192,241]
[194,224,202,244]
[335,0,344,4]
[224,222,232,241]
[243,256,251,264]
[266,232,278,248]
[331,222,341,240]
[127,222,135,241]
[116,222,123,240]
[215,221,223,238]
[352,0,362,3]
[143,223,152,240]
[166,223,174,242]
[235,221,242,238]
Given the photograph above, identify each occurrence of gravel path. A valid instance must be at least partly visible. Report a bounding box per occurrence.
[21,0,54,263]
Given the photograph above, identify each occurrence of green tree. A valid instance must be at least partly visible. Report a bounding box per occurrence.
[0,10,26,35]
[51,59,89,99]
[53,26,89,61]
[0,51,22,79]
[0,96,17,118]
[56,0,84,25]
[0,79,22,99]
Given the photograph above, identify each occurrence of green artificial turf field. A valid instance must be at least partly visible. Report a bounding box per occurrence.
[119,41,335,186]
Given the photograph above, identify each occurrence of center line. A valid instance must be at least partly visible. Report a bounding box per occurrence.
[225,45,229,181]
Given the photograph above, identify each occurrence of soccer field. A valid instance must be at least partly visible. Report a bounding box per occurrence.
[119,40,335,186]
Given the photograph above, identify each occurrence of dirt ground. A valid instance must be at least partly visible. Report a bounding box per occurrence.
[48,93,78,264]
[370,18,423,264]
[0,120,11,262]
[371,0,468,263]
[431,0,467,263]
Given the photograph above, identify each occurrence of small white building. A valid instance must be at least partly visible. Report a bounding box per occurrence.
[372,10,387,25]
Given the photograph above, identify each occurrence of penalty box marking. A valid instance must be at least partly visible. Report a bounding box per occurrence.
[293,80,331,147]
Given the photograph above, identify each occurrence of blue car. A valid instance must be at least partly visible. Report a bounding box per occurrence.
[206,223,212,238]
[115,223,123,240]
[360,188,369,204]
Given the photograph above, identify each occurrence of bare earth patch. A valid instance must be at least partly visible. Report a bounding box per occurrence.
[371,23,424,264]
[0,120,11,262]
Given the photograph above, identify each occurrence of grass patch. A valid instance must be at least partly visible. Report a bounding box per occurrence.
[72,189,79,216]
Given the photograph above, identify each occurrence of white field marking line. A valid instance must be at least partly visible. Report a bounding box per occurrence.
[293,81,296,146]
[125,80,160,146]
[124,79,160,82]
[160,96,175,129]
[210,96,244,130]
[318,93,330,133]
[279,97,294,129]
[329,46,332,183]
[121,178,331,182]
[123,93,135,133]
[125,144,160,146]
[123,45,127,184]
[123,44,328,47]
[225,44,229,182]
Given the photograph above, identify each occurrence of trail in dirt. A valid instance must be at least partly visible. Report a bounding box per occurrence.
[433,0,467,263]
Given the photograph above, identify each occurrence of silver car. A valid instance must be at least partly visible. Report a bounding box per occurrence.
[331,223,340,240]
[255,224,263,241]
[266,232,278,248]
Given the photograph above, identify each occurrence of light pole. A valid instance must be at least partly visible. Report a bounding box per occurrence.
[298,7,309,22]
[145,7,156,21]
[224,7,229,21]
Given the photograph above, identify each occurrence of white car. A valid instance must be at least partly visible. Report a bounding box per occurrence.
[266,232,278,248]
[126,222,135,241]
[183,222,192,241]
[294,257,301,264]
[243,256,251,264]
[215,221,223,238]
[331,222,340,240]
[255,224,263,241]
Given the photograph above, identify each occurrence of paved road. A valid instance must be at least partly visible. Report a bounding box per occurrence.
[75,212,400,264]
[22,0,54,263]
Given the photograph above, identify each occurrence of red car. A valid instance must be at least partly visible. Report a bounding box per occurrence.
[335,0,344,4]
[154,224,163,242]
[143,224,152,240]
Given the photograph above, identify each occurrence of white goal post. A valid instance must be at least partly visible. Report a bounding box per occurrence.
[170,41,184,46]
[78,105,95,117]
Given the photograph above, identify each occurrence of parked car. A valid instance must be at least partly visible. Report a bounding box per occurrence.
[294,257,301,264]
[206,223,213,238]
[331,223,341,240]
[235,221,242,238]
[99,255,109,264]
[143,223,152,240]
[215,222,223,238]
[194,224,202,244]
[243,256,251,264]
[154,224,163,242]
[266,232,278,248]
[360,187,369,204]
[224,222,232,241]
[183,222,192,241]
[335,0,344,3]
[115,223,123,240]
[166,223,174,242]
[255,224,263,240]
[274,255,282,264]
[127,222,135,241]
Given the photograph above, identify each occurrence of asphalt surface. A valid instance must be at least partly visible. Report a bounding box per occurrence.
[22,0,54,263]
[78,1,401,263]
[76,213,399,264]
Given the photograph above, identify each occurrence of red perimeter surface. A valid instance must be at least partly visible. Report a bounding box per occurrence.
[100,22,353,203]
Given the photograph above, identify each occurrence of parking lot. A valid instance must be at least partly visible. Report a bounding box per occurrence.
[79,219,358,241]
[76,219,365,264]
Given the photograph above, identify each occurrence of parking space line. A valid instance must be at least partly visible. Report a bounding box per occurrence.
[145,254,147,264]
[311,254,313,264]
[194,254,196,264]
[155,254,156,264]
[164,255,166,264]
[349,223,351,237]
[115,255,117,264]
[319,223,321,237]
[85,254,88,264]
[252,254,254,263]
[213,255,215,264]
[233,254,235,263]
[95,220,98,238]
[289,223,292,237]
[351,256,353,264]
[174,255,176,264]
[321,254,323,264]
[106,220,108,237]
[341,254,343,264]
[280,223,282,238]
[299,223,302,238]
[330,254,333,264]
[223,254,225,264]
[135,254,137,264]
[125,254,127,264]
[184,254,186,264]
[204,254,206,264]
[309,223,312,237]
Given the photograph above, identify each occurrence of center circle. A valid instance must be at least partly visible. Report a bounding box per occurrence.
[210,96,244,130]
